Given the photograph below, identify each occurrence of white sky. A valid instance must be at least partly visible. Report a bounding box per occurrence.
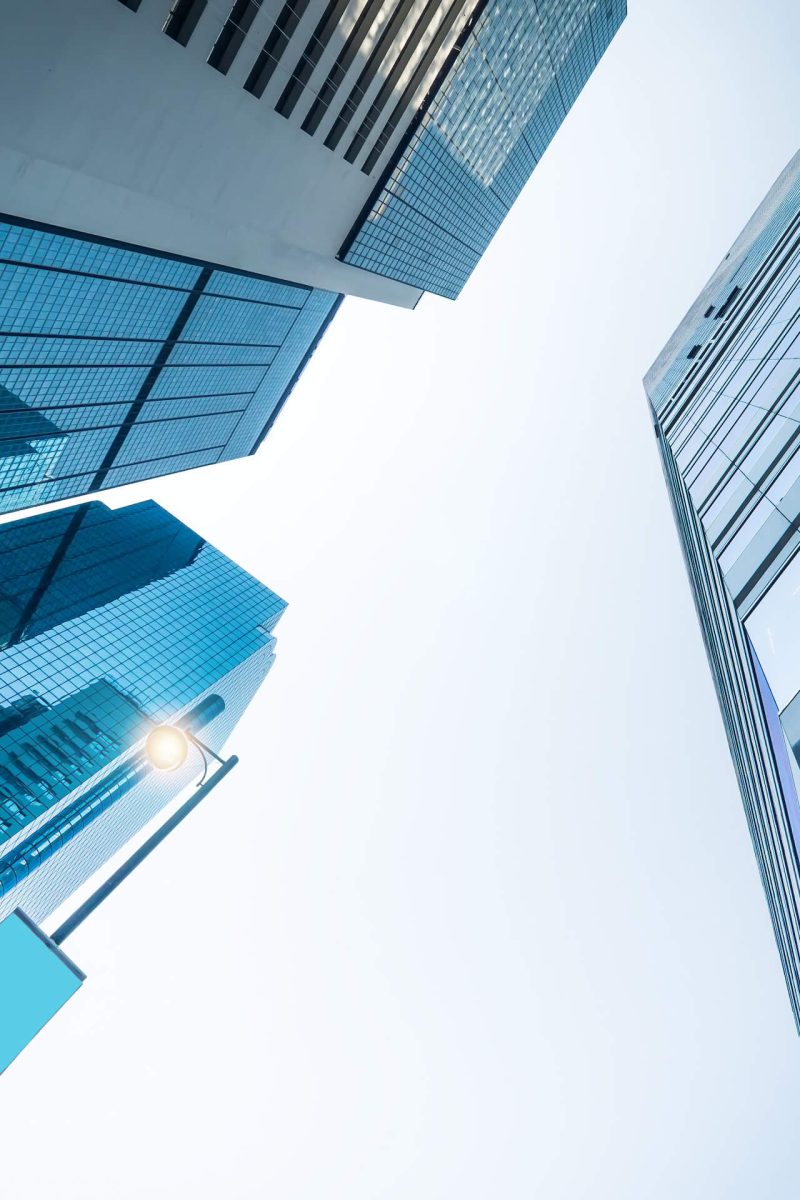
[4,2,800,1196]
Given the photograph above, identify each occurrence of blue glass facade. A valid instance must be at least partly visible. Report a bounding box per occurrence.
[342,0,626,298]
[647,150,800,1030]
[0,500,202,648]
[0,219,341,514]
[0,499,286,923]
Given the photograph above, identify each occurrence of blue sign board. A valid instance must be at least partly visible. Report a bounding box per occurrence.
[0,909,84,1073]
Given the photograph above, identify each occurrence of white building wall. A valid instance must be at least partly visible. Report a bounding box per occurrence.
[0,0,423,306]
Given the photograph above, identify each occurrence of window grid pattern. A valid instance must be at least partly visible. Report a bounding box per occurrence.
[342,0,625,297]
[0,500,286,923]
[0,221,340,514]
[648,166,800,1031]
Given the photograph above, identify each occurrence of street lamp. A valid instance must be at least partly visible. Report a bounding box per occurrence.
[146,717,228,786]
[145,724,189,771]
[0,704,239,1072]
[50,717,237,946]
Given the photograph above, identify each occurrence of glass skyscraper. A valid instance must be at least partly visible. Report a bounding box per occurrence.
[0,501,203,648]
[341,0,626,298]
[0,498,285,925]
[647,149,800,1029]
[0,2,625,310]
[0,217,340,515]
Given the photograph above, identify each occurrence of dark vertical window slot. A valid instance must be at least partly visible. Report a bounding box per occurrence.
[301,0,387,137]
[715,285,741,319]
[358,0,472,173]
[343,0,468,167]
[243,0,313,99]
[163,0,208,46]
[209,0,260,74]
[324,0,419,151]
[274,0,352,119]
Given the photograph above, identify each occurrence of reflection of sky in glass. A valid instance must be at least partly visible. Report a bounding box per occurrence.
[744,551,800,712]
[650,150,800,1031]
[0,500,203,648]
[0,539,283,721]
[344,0,625,296]
[0,221,340,513]
[0,500,286,923]
[748,639,800,857]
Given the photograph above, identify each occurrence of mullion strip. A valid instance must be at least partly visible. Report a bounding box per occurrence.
[0,332,283,346]
[88,267,213,490]
[5,508,88,647]
[0,360,278,370]
[0,391,256,420]
[0,406,250,444]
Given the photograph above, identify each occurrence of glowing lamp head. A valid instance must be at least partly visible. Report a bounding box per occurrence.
[145,724,189,771]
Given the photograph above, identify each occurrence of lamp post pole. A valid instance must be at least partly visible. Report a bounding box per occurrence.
[0,721,238,1073]
[50,729,237,946]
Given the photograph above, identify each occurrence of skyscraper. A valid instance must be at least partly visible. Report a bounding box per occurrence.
[0,219,340,516]
[0,1,625,513]
[0,500,203,646]
[647,150,800,1029]
[0,498,285,925]
[0,0,625,305]
[342,0,627,297]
